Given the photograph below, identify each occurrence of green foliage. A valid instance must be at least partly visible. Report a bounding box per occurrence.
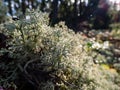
[0,10,120,90]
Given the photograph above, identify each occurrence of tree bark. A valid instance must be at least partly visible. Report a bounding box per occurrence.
[8,0,12,15]
[22,0,26,15]
[50,0,58,25]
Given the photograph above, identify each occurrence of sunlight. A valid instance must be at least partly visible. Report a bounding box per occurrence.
[109,0,120,10]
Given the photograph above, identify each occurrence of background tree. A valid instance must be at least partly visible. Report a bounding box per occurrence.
[88,0,100,16]
[49,0,58,25]
[3,0,113,30]
[91,0,110,29]
[0,0,7,23]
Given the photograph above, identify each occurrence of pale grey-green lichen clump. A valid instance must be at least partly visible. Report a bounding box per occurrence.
[0,10,120,90]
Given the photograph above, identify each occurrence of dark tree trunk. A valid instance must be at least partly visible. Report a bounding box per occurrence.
[22,0,26,15]
[49,0,58,25]
[74,0,78,17]
[8,0,12,15]
[40,0,46,12]
[79,0,82,16]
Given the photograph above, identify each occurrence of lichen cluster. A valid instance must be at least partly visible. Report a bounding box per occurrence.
[0,10,120,90]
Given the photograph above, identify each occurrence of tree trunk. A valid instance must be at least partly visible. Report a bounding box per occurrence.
[50,0,58,25]
[74,0,78,17]
[79,0,82,16]
[22,0,26,15]
[8,0,12,15]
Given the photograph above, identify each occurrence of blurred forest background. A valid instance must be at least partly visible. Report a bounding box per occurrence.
[2,0,120,31]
